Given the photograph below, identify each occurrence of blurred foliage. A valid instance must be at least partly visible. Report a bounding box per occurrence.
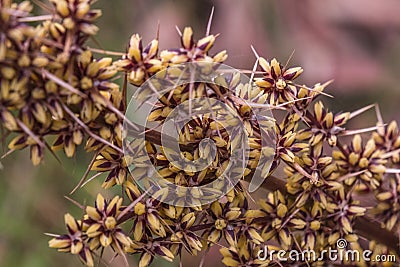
[1,0,399,266]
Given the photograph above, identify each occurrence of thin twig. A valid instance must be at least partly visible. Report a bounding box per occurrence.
[16,119,45,148]
[70,149,103,195]
[206,7,215,36]
[86,47,125,57]
[18,14,55,22]
[60,101,124,154]
[64,196,85,210]
[349,103,375,120]
[42,69,86,98]
[340,125,386,136]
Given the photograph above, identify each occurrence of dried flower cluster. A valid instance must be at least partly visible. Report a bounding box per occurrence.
[1,1,400,266]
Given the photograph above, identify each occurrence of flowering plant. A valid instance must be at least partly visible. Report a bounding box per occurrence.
[0,1,399,266]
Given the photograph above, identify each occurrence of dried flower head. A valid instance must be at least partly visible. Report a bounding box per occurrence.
[1,1,399,267]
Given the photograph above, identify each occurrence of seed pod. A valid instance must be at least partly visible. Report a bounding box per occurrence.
[30,103,46,125]
[247,227,264,244]
[133,219,144,241]
[258,57,270,73]
[80,23,99,35]
[128,69,145,86]
[128,34,143,62]
[1,109,18,131]
[49,22,65,39]
[197,35,215,52]
[213,50,228,63]
[185,232,202,252]
[290,218,306,229]
[154,245,174,262]
[99,127,112,140]
[348,206,366,215]
[104,216,117,230]
[181,212,196,228]
[283,66,303,80]
[147,212,166,237]
[17,54,30,67]
[32,57,49,68]
[99,233,112,247]
[225,208,241,221]
[72,130,83,145]
[182,27,193,49]
[70,241,83,255]
[376,191,393,201]
[207,230,221,243]
[1,66,16,79]
[310,220,321,231]
[48,238,70,249]
[8,134,28,150]
[52,0,70,17]
[134,202,146,216]
[86,224,101,238]
[278,230,292,249]
[76,2,90,19]
[139,252,153,267]
[64,136,76,158]
[30,145,43,166]
[212,136,227,148]
[341,216,353,234]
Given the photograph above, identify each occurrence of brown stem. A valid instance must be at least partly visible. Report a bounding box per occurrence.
[354,217,399,253]
[127,126,197,152]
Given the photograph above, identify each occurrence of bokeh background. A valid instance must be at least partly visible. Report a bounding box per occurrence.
[1,0,400,266]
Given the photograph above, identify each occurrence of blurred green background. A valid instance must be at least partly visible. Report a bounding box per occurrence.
[1,0,400,266]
